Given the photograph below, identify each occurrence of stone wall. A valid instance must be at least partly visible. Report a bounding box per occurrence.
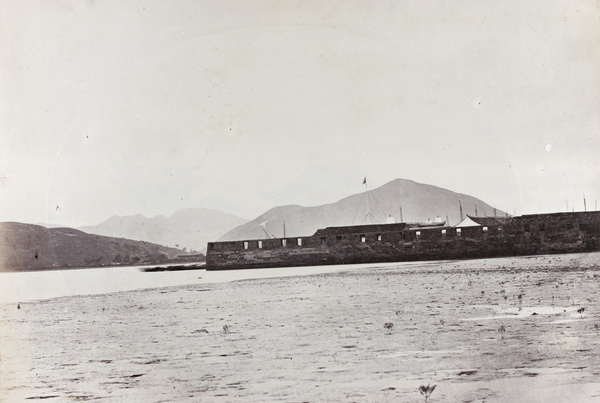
[206,211,600,270]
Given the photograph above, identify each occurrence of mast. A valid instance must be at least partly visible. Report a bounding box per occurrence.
[353,176,388,225]
[365,176,371,223]
[362,176,376,224]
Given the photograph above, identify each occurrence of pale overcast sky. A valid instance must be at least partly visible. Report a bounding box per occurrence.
[1,1,599,226]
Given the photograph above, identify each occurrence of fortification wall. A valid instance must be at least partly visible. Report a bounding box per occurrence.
[206,211,600,270]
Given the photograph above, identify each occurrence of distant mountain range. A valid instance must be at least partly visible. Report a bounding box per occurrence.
[219,178,507,241]
[78,208,247,252]
[0,222,186,272]
[2,178,506,268]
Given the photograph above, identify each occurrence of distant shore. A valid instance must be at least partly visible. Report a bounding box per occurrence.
[0,258,206,273]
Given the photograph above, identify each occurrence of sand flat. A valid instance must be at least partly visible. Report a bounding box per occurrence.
[1,253,600,402]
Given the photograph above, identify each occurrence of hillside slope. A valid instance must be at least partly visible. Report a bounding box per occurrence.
[79,208,247,252]
[219,178,507,241]
[0,222,186,271]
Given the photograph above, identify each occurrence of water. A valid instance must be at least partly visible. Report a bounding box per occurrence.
[1,252,598,304]
[0,262,404,303]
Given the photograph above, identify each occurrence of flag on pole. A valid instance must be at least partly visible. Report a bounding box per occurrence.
[363,176,367,185]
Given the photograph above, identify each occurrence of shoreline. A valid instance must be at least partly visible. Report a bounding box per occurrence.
[1,252,599,305]
[0,260,206,273]
[2,252,599,402]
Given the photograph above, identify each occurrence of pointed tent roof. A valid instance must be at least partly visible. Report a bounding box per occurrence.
[455,215,509,228]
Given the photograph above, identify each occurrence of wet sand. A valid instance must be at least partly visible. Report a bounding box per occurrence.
[1,253,600,402]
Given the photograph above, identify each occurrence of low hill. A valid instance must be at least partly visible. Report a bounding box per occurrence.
[219,178,507,241]
[79,208,247,252]
[0,222,188,272]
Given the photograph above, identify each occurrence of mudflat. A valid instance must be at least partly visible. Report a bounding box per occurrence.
[1,253,599,402]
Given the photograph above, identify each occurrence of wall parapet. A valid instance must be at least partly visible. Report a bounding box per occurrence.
[206,211,600,270]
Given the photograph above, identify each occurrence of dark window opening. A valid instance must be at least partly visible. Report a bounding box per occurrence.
[336,235,342,242]
[539,223,545,231]
[209,243,214,250]
[320,237,326,245]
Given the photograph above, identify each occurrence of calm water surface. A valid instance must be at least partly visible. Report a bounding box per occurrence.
[0,263,402,303]
[3,253,596,304]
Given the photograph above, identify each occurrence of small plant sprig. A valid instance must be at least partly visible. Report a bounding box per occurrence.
[497,325,506,340]
[419,384,437,402]
[223,324,230,334]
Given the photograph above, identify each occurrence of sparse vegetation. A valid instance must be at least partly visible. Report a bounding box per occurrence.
[2,251,600,401]
[497,325,506,340]
[419,384,437,402]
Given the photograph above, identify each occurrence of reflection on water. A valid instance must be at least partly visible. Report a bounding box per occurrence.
[0,263,377,303]
[0,266,200,303]
[2,252,598,304]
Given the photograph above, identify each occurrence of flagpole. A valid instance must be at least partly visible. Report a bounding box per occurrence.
[363,176,367,223]
[362,176,373,224]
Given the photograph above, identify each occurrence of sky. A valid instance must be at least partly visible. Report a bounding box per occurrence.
[1,0,599,227]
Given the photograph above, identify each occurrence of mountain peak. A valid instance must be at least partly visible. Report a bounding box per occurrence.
[219,179,505,241]
[79,208,247,252]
